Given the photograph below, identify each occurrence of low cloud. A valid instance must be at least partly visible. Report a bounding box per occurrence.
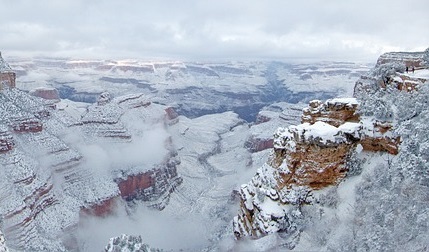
[1,0,428,61]
[77,203,211,251]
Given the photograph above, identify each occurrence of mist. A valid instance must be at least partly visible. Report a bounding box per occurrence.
[77,202,211,251]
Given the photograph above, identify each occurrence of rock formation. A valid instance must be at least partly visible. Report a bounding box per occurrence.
[233,97,400,239]
[29,87,60,100]
[233,48,429,244]
[105,234,161,252]
[0,52,16,89]
[0,126,14,153]
[245,103,303,153]
[116,150,182,210]
[0,73,182,250]
[376,51,426,68]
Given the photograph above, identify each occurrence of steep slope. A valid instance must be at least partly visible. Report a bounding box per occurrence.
[0,84,181,250]
[0,230,8,252]
[231,48,429,251]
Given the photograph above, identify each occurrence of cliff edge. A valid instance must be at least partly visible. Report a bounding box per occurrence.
[233,48,429,250]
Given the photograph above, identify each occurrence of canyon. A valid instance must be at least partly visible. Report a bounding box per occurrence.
[1,48,428,251]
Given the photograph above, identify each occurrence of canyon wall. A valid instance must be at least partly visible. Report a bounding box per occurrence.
[233,97,400,239]
[0,84,182,250]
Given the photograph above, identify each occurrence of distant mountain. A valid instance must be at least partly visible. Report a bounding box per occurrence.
[10,57,370,122]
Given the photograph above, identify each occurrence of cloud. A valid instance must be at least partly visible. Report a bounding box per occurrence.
[1,0,428,61]
[77,203,211,251]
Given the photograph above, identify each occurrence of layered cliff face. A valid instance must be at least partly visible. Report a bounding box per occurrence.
[376,51,426,68]
[233,97,399,239]
[0,52,15,89]
[244,103,303,153]
[29,87,60,101]
[233,48,429,250]
[0,83,182,250]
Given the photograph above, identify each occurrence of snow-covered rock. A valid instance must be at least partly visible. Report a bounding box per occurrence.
[0,230,8,252]
[234,47,429,251]
[29,87,60,100]
[105,234,161,252]
[0,81,182,250]
[233,96,400,240]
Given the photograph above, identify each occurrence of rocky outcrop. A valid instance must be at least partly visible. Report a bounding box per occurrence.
[11,118,43,133]
[389,72,427,92]
[245,103,303,153]
[376,51,426,68]
[302,98,359,127]
[29,87,60,100]
[116,152,182,210]
[105,234,161,252]
[0,126,14,153]
[97,91,112,106]
[0,52,15,89]
[355,49,428,94]
[164,107,179,121]
[244,137,274,153]
[81,197,120,217]
[233,97,400,239]
[0,72,15,89]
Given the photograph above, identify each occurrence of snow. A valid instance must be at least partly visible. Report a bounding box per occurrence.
[288,121,346,145]
[0,230,8,252]
[403,69,429,80]
[259,198,284,218]
[326,97,359,106]
[0,53,12,72]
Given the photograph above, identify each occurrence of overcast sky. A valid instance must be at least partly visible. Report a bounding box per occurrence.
[0,0,428,61]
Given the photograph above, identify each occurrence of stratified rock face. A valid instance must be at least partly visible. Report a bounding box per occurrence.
[302,98,359,127]
[245,103,303,153]
[0,52,16,89]
[30,87,60,100]
[80,197,120,217]
[0,72,16,89]
[233,97,400,239]
[11,118,43,133]
[164,107,179,121]
[105,234,161,252]
[0,86,181,250]
[116,151,182,210]
[376,51,426,68]
[0,126,14,153]
[355,49,428,94]
[245,137,274,153]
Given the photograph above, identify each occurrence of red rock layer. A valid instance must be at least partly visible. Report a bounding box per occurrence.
[11,119,43,133]
[0,130,14,153]
[302,99,359,127]
[0,72,16,88]
[30,88,60,100]
[245,137,274,153]
[80,197,120,217]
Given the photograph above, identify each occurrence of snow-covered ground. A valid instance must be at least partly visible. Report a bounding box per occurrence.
[10,58,370,121]
[2,57,372,251]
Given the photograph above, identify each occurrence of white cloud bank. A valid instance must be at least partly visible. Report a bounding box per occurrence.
[0,0,428,61]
